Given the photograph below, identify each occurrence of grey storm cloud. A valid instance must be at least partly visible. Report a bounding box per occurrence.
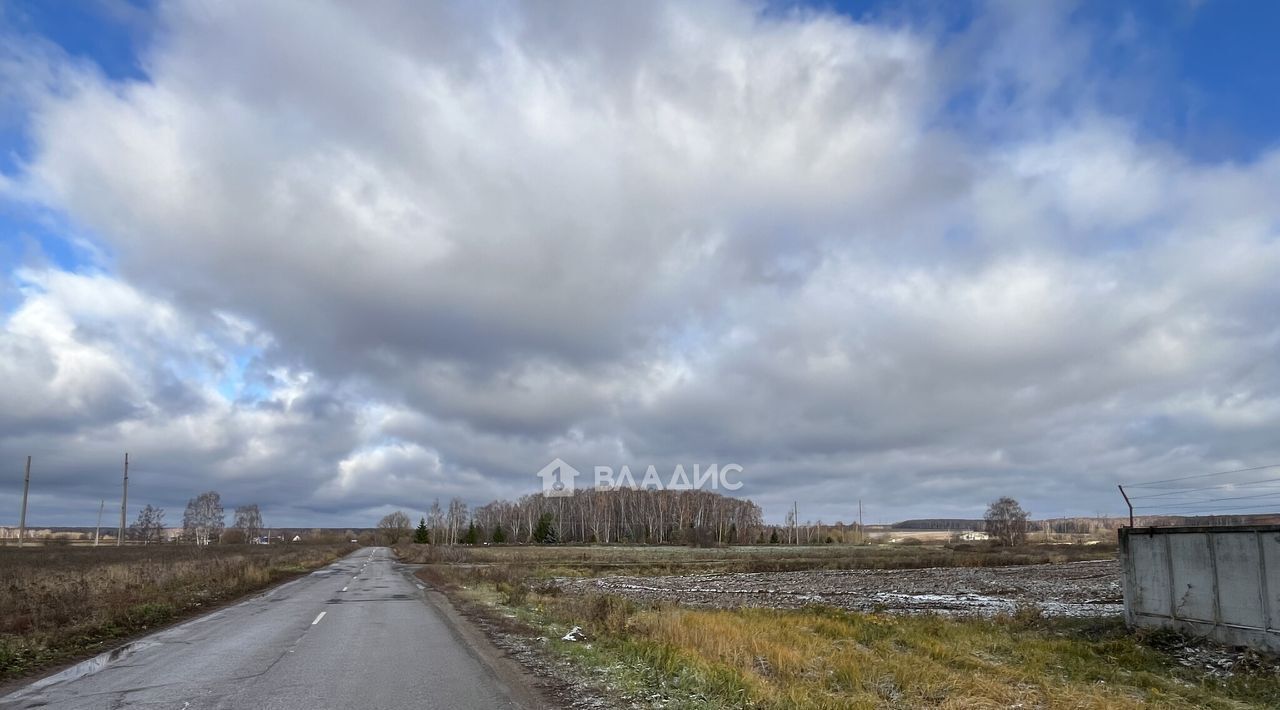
[3,0,1280,526]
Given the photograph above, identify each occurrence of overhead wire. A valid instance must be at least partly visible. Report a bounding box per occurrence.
[1123,463,1280,489]
[1121,465,1280,520]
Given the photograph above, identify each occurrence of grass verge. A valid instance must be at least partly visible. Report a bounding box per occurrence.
[418,558,1280,709]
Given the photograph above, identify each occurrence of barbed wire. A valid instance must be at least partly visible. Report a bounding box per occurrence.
[1125,476,1280,500]
[1121,464,1280,520]
[1123,463,1280,488]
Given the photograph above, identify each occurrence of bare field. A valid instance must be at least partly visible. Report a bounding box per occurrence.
[403,540,1118,578]
[555,558,1123,617]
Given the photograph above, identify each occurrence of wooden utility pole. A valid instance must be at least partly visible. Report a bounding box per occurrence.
[792,501,798,545]
[858,499,863,545]
[94,499,105,546]
[18,456,31,548]
[117,453,129,546]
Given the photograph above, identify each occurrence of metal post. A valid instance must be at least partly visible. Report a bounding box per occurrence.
[1118,484,1133,528]
[1256,531,1272,632]
[118,453,129,546]
[94,499,105,546]
[18,456,31,548]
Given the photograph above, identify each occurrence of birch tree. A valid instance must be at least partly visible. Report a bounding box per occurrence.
[183,491,225,545]
[984,497,1029,547]
[232,504,264,542]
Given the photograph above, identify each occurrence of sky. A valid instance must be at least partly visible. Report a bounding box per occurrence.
[2,0,1280,528]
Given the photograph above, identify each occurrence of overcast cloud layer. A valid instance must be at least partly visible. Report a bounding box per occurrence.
[3,0,1280,527]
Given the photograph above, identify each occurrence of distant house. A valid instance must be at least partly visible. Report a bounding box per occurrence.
[292,535,302,542]
[960,531,991,541]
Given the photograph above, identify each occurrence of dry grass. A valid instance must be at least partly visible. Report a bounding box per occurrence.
[534,601,1280,709]
[409,544,1279,709]
[0,543,355,681]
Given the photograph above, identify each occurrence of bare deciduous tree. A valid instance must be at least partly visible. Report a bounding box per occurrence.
[183,491,225,545]
[130,504,166,544]
[233,504,264,543]
[427,499,445,544]
[984,496,1029,547]
[446,498,468,545]
[377,510,412,545]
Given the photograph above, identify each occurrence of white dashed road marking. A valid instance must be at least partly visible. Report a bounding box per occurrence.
[311,612,326,626]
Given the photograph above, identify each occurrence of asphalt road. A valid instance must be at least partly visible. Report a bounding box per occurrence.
[1,547,537,709]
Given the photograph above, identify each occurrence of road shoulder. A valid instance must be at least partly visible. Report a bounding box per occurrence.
[410,565,618,709]
[396,561,553,710]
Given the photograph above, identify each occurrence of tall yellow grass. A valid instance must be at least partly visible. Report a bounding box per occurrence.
[538,600,1278,709]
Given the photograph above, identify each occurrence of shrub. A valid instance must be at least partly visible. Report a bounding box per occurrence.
[497,581,529,606]
[582,594,635,636]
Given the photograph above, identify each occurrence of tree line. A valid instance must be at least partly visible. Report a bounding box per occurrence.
[379,488,766,546]
[127,490,266,544]
[376,492,1055,549]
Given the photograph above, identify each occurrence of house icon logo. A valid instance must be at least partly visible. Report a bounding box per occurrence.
[537,458,580,498]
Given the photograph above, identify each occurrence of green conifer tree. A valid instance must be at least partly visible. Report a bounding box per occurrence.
[532,512,558,544]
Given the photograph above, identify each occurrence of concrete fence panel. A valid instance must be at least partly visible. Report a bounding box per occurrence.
[1120,525,1280,653]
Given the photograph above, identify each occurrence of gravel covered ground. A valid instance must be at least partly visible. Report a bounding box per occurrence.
[556,559,1123,617]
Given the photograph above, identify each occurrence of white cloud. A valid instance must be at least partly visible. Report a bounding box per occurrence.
[3,1,1280,524]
